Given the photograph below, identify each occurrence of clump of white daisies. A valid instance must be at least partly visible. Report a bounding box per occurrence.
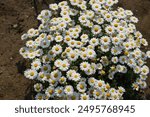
[20,0,150,100]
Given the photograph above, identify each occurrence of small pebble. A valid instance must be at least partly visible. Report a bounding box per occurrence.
[13,24,18,28]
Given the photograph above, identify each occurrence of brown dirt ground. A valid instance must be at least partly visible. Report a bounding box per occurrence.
[0,0,150,100]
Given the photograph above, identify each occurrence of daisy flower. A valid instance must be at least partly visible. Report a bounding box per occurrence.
[141,65,149,75]
[112,21,119,29]
[137,59,144,67]
[88,77,96,86]
[139,81,147,89]
[96,17,104,25]
[49,3,59,11]
[64,35,72,44]
[118,12,126,19]
[93,89,103,99]
[92,3,101,12]
[59,60,70,71]
[141,38,148,46]
[27,28,36,37]
[28,52,37,59]
[88,87,94,97]
[59,76,67,84]
[52,44,63,55]
[96,0,105,4]
[51,70,62,80]
[35,93,45,100]
[111,46,122,55]
[130,16,139,23]
[45,86,55,98]
[80,93,90,100]
[105,26,115,34]
[111,56,119,64]
[55,87,64,97]
[60,10,69,17]
[40,39,50,48]
[119,56,127,64]
[35,37,42,46]
[68,40,76,48]
[64,85,74,95]
[95,80,105,89]
[79,15,87,23]
[92,25,101,35]
[100,36,111,45]
[76,41,83,48]
[112,37,121,45]
[80,4,87,10]
[42,55,51,64]
[100,45,110,52]
[65,47,73,53]
[26,40,34,47]
[117,26,126,33]
[80,62,91,71]
[67,51,78,61]
[55,35,63,42]
[66,69,75,80]
[45,73,51,81]
[80,34,89,43]
[41,64,51,73]
[58,22,67,30]
[50,26,57,31]
[106,0,115,6]
[104,13,113,22]
[132,83,139,91]
[116,65,125,73]
[85,10,94,19]
[70,32,79,39]
[77,82,87,93]
[61,6,70,11]
[31,59,41,70]
[89,38,99,46]
[68,92,80,100]
[146,51,150,58]
[97,63,103,70]
[63,16,71,23]
[80,51,88,60]
[37,72,46,81]
[49,79,58,87]
[24,69,38,79]
[117,33,126,40]
[21,33,28,40]
[87,49,96,59]
[19,47,27,55]
[118,87,125,94]
[34,83,43,92]
[41,10,52,18]
[110,92,120,100]
[58,1,68,8]
[71,72,81,82]
[140,74,147,81]
[86,21,94,28]
[54,59,62,68]
[127,59,136,68]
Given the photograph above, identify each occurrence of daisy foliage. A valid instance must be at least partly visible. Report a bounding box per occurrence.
[20,0,150,100]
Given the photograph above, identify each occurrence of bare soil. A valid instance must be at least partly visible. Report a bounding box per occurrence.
[0,0,149,99]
